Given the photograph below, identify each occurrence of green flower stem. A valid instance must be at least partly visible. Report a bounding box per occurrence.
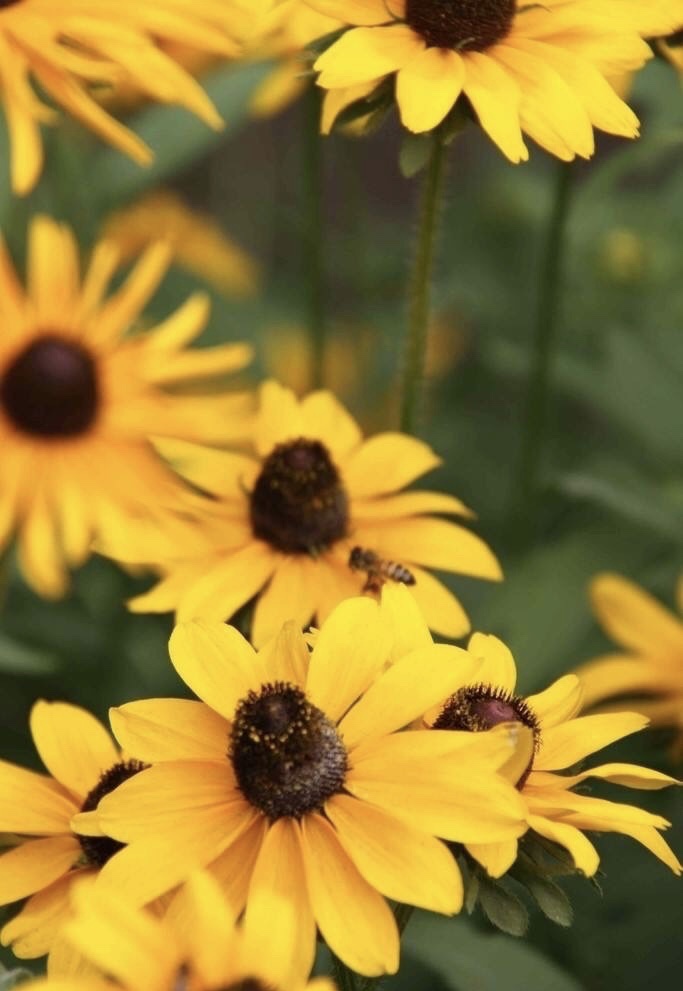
[303,83,326,390]
[514,160,575,519]
[400,134,448,435]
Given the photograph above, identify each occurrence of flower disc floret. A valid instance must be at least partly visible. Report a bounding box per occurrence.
[230,682,348,819]
[249,438,349,553]
[405,0,516,51]
[1,335,98,437]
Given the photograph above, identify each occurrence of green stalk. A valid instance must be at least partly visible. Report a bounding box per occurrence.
[303,83,326,389]
[514,160,575,518]
[399,135,447,434]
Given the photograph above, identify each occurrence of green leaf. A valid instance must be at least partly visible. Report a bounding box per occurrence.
[0,631,59,675]
[478,875,529,937]
[402,911,585,991]
[510,862,574,927]
[91,60,274,208]
[399,133,434,178]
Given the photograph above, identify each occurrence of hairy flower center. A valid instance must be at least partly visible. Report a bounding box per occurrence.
[405,0,516,51]
[0,335,99,437]
[433,683,540,785]
[78,760,149,867]
[249,438,349,554]
[230,682,348,820]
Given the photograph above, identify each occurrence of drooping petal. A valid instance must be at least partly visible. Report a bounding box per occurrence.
[535,712,649,770]
[0,836,80,903]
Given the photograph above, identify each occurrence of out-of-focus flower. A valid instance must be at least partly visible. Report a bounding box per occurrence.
[0,0,260,194]
[103,190,259,297]
[81,598,527,977]
[0,701,147,970]
[310,0,683,161]
[0,215,252,598]
[26,872,335,990]
[425,631,681,879]
[109,380,502,645]
[598,227,648,284]
[576,573,683,760]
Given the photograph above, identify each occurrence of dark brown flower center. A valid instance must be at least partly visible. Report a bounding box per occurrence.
[433,683,540,786]
[77,760,149,867]
[0,1,22,8]
[230,682,348,820]
[0,334,99,437]
[405,0,516,51]
[249,438,349,554]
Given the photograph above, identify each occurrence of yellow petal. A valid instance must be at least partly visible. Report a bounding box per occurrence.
[397,47,465,133]
[0,836,80,904]
[466,839,518,878]
[300,814,399,976]
[30,701,118,802]
[343,433,440,498]
[109,699,229,763]
[169,621,264,721]
[526,814,599,876]
[467,633,517,693]
[590,573,683,655]
[0,760,75,834]
[306,596,390,722]
[535,712,649,771]
[339,643,478,749]
[526,674,583,729]
[243,819,316,989]
[326,794,462,914]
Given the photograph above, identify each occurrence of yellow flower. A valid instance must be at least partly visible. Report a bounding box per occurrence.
[0,0,254,195]
[310,0,683,161]
[27,872,334,991]
[0,701,148,969]
[81,598,527,978]
[0,215,252,598]
[424,632,682,879]
[102,190,260,298]
[115,380,501,646]
[576,573,683,760]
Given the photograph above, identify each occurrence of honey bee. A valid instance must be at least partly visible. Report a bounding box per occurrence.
[348,546,416,594]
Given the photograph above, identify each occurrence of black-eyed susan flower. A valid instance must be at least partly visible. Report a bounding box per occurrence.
[0,215,252,598]
[113,380,501,646]
[0,0,260,195]
[26,871,333,991]
[576,573,683,760]
[102,190,259,298]
[425,631,682,879]
[81,598,527,978]
[0,700,148,969]
[309,0,683,161]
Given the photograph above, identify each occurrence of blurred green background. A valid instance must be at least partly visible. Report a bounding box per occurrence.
[1,53,682,991]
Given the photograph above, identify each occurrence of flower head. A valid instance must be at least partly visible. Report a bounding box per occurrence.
[576,573,683,760]
[310,0,683,160]
[114,380,501,646]
[0,215,252,598]
[84,596,527,978]
[0,0,257,194]
[425,631,682,879]
[0,701,146,966]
